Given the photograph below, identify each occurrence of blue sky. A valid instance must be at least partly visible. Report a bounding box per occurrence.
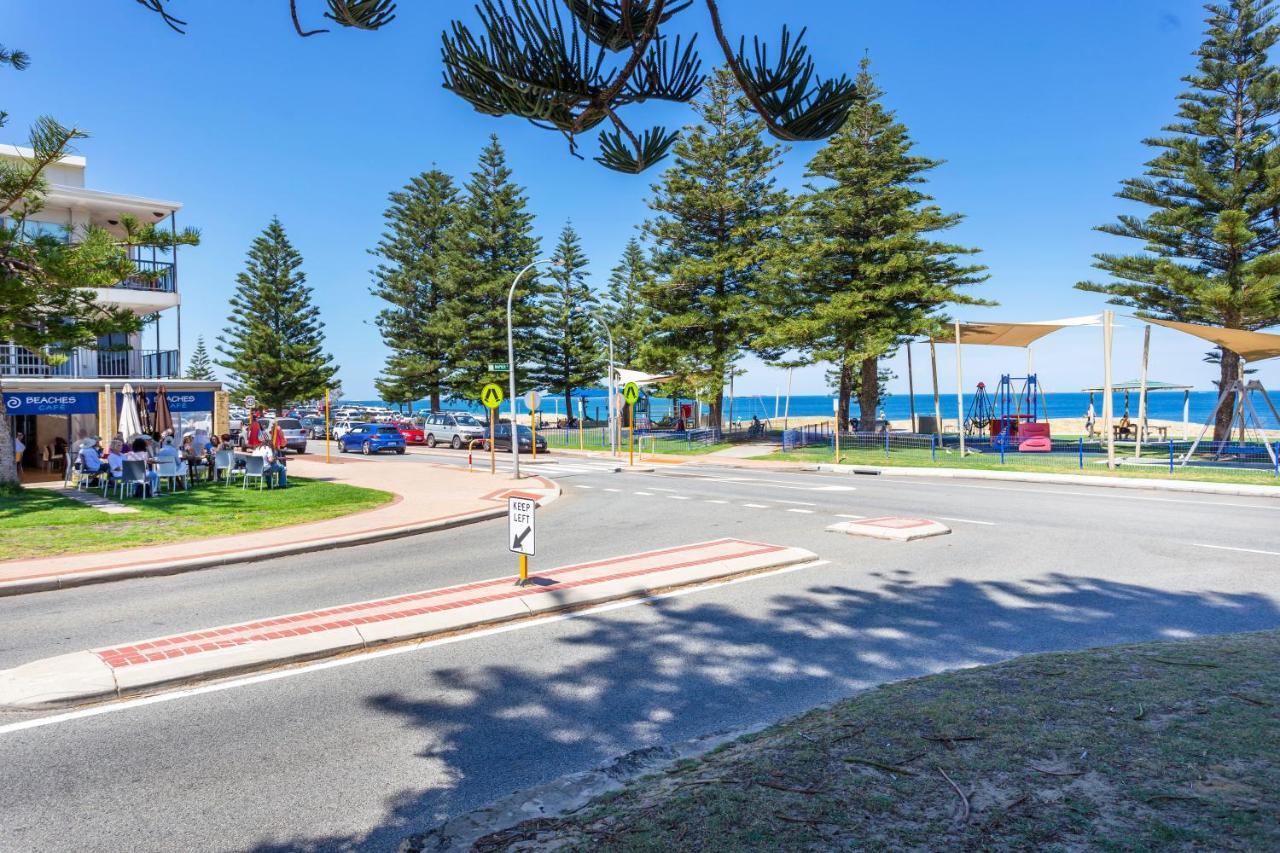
[7,0,1275,400]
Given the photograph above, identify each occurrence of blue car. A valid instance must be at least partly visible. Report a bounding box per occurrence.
[338,423,407,455]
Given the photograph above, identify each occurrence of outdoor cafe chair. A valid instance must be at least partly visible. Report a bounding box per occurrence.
[155,459,186,494]
[119,459,151,500]
[242,455,267,490]
[214,449,236,485]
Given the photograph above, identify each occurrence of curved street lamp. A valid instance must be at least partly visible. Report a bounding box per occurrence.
[507,258,559,480]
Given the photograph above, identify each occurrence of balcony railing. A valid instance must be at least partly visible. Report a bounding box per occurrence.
[0,343,180,379]
[117,259,176,293]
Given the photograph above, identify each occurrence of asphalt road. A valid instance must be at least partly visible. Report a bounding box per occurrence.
[1,461,1278,851]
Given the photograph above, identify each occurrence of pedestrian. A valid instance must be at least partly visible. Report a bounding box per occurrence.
[13,431,24,481]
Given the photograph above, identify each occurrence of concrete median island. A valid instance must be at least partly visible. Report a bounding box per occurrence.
[0,538,817,709]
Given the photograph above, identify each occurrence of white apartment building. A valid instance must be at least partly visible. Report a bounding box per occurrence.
[1,145,225,476]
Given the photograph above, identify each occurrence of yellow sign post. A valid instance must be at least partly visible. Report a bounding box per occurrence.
[325,389,331,464]
[482,383,505,474]
[622,382,640,466]
[525,390,541,461]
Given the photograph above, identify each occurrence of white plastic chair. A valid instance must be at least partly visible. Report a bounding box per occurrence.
[214,449,235,485]
[242,455,267,490]
[155,459,184,494]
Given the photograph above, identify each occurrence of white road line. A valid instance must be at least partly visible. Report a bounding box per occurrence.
[1192,543,1280,557]
[647,487,679,492]
[835,513,866,519]
[704,499,729,504]
[666,495,692,501]
[576,484,594,489]
[604,488,621,493]
[743,503,769,509]
[785,508,816,514]
[934,516,997,526]
[774,499,817,506]
[633,491,653,496]
[0,560,831,736]
[884,479,1280,511]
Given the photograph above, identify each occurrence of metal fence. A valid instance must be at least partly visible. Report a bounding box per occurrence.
[824,431,1280,480]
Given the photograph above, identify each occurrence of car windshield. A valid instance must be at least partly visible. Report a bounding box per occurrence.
[455,415,482,427]
[515,426,533,438]
[276,419,301,430]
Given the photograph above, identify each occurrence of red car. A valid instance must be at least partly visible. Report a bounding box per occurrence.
[393,421,426,445]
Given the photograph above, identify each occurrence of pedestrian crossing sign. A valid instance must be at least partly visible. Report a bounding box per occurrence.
[481,383,504,409]
[623,382,640,405]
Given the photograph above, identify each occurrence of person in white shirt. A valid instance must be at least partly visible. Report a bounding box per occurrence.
[124,437,160,495]
[106,440,125,479]
[253,442,288,488]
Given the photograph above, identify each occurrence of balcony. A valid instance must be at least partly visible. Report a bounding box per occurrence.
[118,259,176,293]
[0,343,180,379]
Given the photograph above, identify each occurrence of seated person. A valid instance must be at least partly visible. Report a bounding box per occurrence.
[78,438,104,479]
[105,440,125,479]
[253,441,288,489]
[124,438,160,495]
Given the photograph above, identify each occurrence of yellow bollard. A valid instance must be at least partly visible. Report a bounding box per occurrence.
[518,553,528,584]
[531,410,537,461]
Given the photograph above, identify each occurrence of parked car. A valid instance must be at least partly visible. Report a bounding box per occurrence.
[262,417,310,454]
[338,423,407,455]
[300,416,326,439]
[395,420,426,445]
[423,412,489,449]
[487,423,548,454]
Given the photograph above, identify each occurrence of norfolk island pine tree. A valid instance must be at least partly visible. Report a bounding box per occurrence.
[641,67,789,430]
[216,217,337,414]
[370,168,461,413]
[532,221,605,421]
[762,57,988,430]
[1077,0,1280,442]
[602,237,653,370]
[184,335,216,381]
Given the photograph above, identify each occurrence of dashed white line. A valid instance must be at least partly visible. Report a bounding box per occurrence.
[633,491,653,496]
[743,503,769,509]
[576,484,594,489]
[704,499,729,504]
[667,495,692,501]
[934,516,997,526]
[604,488,621,493]
[775,499,817,506]
[785,508,816,514]
[647,487,679,493]
[1192,543,1280,557]
[835,513,866,519]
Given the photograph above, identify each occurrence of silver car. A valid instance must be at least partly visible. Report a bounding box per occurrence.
[422,412,488,449]
[264,417,310,454]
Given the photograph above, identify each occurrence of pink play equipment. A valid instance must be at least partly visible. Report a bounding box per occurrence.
[1017,421,1052,452]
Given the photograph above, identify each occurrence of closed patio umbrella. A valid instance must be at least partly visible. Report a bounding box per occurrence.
[153,384,174,436]
[135,385,153,435]
[118,383,143,439]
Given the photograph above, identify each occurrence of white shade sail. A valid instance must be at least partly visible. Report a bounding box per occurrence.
[932,314,1105,348]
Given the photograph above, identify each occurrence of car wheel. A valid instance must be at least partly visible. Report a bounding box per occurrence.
[426,434,437,448]
[362,441,372,456]
[396,447,406,455]
[451,435,462,449]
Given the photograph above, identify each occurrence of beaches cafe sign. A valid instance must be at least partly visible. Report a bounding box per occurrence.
[3,391,99,416]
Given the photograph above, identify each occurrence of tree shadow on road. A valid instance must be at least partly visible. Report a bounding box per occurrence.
[248,570,1280,851]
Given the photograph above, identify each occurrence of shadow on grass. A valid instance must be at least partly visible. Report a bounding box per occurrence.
[244,570,1280,851]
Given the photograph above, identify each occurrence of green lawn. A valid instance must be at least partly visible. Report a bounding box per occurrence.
[757,445,1280,486]
[463,630,1280,851]
[647,441,736,456]
[0,478,394,561]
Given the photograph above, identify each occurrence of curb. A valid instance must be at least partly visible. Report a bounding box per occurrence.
[0,541,816,709]
[813,463,1280,498]
[0,482,562,599]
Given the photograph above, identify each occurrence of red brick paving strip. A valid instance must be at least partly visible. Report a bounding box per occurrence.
[93,538,785,669]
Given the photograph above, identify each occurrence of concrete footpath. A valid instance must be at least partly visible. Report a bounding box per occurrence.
[0,538,816,709]
[0,457,558,597]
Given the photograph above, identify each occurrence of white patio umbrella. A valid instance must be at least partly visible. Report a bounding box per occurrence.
[118,382,144,440]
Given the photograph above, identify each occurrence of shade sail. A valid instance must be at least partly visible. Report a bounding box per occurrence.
[1145,317,1280,362]
[932,314,1104,347]
[1081,379,1193,392]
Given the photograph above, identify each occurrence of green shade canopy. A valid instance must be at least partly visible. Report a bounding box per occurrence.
[1081,380,1193,392]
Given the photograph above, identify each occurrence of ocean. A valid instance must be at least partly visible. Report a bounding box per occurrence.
[343,390,1279,429]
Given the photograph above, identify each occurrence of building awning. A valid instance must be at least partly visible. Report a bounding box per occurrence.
[931,314,1104,347]
[1145,318,1280,362]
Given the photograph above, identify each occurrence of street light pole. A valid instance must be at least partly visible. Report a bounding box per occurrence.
[507,258,556,481]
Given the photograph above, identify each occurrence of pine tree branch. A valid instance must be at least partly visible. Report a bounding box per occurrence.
[291,0,330,36]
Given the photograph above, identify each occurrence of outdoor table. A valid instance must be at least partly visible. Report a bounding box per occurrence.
[1113,424,1137,440]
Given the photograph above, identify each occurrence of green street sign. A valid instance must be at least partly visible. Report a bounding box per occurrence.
[481,383,505,409]
[489,363,510,373]
[622,382,641,405]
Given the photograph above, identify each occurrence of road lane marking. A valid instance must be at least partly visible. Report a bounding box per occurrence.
[604,488,621,493]
[576,484,594,489]
[880,479,1280,511]
[0,560,830,736]
[835,514,866,519]
[934,516,997,526]
[1192,543,1280,557]
[633,491,653,496]
[647,487,679,492]
[704,499,729,504]
[743,503,769,509]
[775,499,817,506]
[667,495,692,500]
[785,508,815,514]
